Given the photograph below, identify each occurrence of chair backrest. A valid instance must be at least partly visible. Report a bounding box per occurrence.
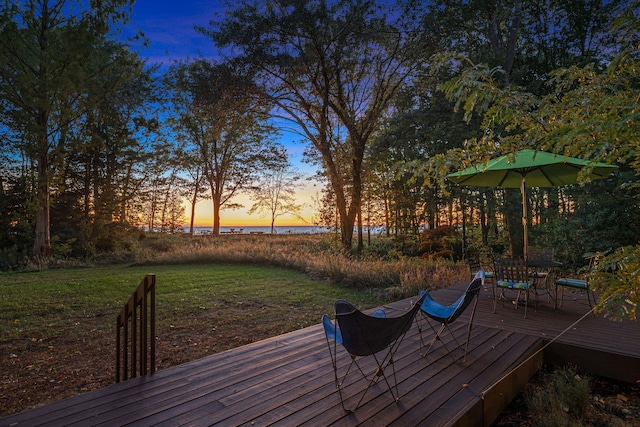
[335,293,426,357]
[529,248,555,262]
[449,269,484,322]
[494,256,530,283]
[468,260,481,274]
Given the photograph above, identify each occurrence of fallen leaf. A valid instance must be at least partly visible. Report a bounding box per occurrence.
[617,393,628,402]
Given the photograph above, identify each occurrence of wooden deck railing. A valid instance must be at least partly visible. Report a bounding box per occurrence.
[116,274,156,383]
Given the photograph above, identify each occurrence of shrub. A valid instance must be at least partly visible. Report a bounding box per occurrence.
[525,365,591,427]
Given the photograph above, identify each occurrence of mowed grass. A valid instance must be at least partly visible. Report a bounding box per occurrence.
[1,263,388,343]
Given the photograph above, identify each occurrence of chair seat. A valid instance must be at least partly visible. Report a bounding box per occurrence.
[420,292,465,321]
[472,271,494,278]
[555,278,587,289]
[497,280,532,290]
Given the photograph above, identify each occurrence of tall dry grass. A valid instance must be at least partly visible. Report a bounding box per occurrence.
[135,233,469,297]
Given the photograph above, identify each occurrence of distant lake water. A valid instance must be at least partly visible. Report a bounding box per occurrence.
[184,225,331,235]
[183,225,387,235]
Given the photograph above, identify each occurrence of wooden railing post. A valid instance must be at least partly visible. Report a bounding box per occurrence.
[116,274,156,383]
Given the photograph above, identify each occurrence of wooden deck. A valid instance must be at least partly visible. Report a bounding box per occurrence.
[2,283,638,427]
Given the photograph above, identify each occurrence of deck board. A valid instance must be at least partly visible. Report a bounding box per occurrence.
[1,283,638,427]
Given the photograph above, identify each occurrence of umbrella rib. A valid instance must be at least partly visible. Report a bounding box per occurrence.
[539,168,558,186]
[496,170,516,187]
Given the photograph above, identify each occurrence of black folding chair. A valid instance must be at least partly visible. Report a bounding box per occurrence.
[322,293,425,412]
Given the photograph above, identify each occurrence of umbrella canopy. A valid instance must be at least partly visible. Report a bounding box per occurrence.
[447,149,618,259]
[447,149,618,188]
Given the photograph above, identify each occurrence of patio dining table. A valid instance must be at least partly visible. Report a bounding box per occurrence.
[527,258,563,301]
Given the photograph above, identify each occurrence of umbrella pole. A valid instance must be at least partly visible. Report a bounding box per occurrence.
[521,176,528,262]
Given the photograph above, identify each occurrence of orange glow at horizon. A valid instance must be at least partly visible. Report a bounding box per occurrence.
[182,187,319,227]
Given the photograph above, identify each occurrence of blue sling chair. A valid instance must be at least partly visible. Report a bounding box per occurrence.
[322,292,426,412]
[417,270,484,363]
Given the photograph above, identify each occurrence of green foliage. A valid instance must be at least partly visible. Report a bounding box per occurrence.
[528,171,640,270]
[432,2,640,320]
[525,365,591,427]
[418,226,458,260]
[165,59,278,235]
[206,0,430,252]
[0,175,35,270]
[361,237,402,261]
[0,0,138,258]
[591,245,640,321]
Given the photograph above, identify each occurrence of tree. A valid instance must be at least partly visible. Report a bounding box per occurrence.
[166,59,282,236]
[204,0,430,253]
[370,66,484,242]
[180,147,209,236]
[248,154,306,234]
[432,2,639,318]
[0,0,135,260]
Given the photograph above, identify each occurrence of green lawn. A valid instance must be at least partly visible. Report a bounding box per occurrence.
[1,263,388,341]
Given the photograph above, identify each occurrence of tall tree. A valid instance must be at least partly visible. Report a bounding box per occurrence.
[0,0,135,260]
[204,0,429,253]
[180,146,209,236]
[248,153,306,234]
[166,59,281,235]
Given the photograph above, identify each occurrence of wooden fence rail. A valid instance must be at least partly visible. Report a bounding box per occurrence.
[116,273,156,383]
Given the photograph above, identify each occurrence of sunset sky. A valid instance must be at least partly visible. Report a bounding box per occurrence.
[125,0,322,227]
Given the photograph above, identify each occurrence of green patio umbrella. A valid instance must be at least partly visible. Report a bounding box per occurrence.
[447,149,618,260]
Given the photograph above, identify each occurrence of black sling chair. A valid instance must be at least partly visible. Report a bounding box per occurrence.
[322,293,426,412]
[417,269,484,363]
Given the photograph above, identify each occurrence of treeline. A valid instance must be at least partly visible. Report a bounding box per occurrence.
[1,0,639,275]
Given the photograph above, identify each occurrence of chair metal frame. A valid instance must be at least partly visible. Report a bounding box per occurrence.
[528,248,556,300]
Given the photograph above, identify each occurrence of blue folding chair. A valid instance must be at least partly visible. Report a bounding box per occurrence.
[417,270,484,363]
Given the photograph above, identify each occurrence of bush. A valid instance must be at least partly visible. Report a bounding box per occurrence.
[525,365,591,427]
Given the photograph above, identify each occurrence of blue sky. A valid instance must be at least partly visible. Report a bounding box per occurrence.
[123,1,321,227]
[125,0,224,64]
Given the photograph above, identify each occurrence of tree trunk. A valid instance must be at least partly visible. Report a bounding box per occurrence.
[33,151,51,260]
[480,192,489,246]
[189,192,197,236]
[212,195,221,236]
[357,209,363,254]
